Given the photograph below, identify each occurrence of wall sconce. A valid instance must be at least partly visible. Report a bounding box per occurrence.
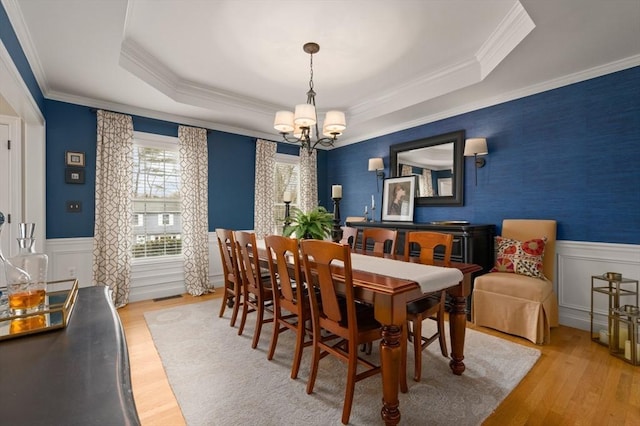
[464,138,488,186]
[368,157,385,191]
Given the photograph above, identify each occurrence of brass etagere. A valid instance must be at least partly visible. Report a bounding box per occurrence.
[590,273,639,365]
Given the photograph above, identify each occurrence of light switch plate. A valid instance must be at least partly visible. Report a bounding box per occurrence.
[66,201,82,212]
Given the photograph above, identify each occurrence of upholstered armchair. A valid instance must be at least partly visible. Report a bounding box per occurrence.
[472,219,559,344]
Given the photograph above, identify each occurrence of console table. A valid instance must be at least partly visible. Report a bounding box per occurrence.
[346,221,496,313]
[0,286,140,425]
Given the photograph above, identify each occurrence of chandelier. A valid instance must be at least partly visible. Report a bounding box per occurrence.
[273,42,346,155]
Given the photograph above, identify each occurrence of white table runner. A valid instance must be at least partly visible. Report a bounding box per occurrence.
[256,239,463,293]
[349,253,463,293]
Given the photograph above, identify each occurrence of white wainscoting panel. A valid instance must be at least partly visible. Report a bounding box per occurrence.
[47,233,224,303]
[556,241,640,332]
[46,237,639,324]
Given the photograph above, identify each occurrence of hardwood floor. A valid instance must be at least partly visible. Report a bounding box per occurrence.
[118,293,640,426]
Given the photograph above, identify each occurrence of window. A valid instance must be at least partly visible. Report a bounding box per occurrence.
[132,133,182,258]
[274,154,299,234]
[157,213,174,226]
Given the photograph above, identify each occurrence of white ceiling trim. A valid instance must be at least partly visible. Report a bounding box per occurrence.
[45,88,275,142]
[0,37,44,124]
[2,0,50,95]
[37,52,640,149]
[119,38,281,117]
[476,1,536,79]
[347,1,534,125]
[334,54,640,147]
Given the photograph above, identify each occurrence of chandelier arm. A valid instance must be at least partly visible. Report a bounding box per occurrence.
[279,133,304,144]
[310,137,337,150]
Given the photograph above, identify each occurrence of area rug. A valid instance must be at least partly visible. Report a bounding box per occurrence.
[145,300,540,426]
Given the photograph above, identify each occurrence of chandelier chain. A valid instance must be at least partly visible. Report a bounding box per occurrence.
[309,52,314,91]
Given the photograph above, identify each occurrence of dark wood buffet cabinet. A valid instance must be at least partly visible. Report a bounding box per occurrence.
[346,221,496,313]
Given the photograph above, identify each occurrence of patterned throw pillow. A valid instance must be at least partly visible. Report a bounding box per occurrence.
[491,236,547,279]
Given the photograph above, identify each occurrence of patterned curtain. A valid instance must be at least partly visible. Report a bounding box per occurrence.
[179,126,210,296]
[93,110,134,308]
[298,148,318,212]
[422,168,434,196]
[254,139,276,239]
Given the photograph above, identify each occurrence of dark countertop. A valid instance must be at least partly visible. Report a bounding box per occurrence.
[0,286,140,426]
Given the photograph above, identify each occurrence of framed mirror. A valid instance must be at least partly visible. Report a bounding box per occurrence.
[389,130,465,206]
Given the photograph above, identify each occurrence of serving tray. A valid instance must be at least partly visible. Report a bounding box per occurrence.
[0,278,79,341]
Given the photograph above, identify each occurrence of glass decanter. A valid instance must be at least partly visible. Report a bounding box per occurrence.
[0,213,34,315]
[7,222,48,314]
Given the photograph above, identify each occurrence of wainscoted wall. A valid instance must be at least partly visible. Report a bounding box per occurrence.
[46,234,225,303]
[556,241,640,333]
[46,237,640,329]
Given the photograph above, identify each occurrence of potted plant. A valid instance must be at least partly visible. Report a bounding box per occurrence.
[283,206,333,240]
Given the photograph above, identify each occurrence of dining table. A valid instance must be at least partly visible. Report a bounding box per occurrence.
[256,240,482,426]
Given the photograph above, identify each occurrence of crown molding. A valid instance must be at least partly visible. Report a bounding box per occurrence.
[336,54,640,147]
[2,0,50,95]
[45,89,274,141]
[476,0,535,79]
[347,2,534,126]
[119,38,281,116]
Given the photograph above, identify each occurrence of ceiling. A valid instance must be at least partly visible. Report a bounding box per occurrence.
[4,0,640,148]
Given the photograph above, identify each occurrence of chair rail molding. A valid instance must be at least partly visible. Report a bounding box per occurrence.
[46,233,224,302]
[556,240,640,331]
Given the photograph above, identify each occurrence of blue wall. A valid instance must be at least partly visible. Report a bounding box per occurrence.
[44,100,329,238]
[328,67,640,244]
[3,1,638,244]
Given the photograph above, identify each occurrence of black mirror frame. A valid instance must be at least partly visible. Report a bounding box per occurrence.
[389,129,465,207]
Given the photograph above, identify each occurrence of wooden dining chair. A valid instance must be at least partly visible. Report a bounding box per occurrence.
[300,239,381,425]
[215,228,243,327]
[361,227,398,254]
[339,226,358,249]
[264,235,314,379]
[402,231,453,382]
[234,231,274,349]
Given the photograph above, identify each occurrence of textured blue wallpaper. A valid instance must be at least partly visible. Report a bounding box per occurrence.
[34,69,640,244]
[328,67,640,244]
[43,101,322,238]
[4,0,638,244]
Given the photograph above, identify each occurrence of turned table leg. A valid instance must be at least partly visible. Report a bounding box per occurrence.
[380,324,402,425]
[449,295,467,375]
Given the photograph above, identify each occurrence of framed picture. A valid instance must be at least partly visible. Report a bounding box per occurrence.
[66,151,85,167]
[382,176,416,222]
[65,168,85,184]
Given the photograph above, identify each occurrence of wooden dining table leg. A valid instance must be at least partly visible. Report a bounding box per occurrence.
[448,295,467,375]
[380,324,402,425]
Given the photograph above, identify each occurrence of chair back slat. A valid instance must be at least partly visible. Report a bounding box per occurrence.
[361,228,398,255]
[265,235,301,304]
[404,231,453,266]
[216,228,240,281]
[235,231,265,293]
[301,240,354,331]
[339,226,359,249]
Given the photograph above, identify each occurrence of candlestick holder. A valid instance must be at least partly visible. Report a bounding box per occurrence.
[370,205,376,222]
[283,201,292,235]
[332,197,342,242]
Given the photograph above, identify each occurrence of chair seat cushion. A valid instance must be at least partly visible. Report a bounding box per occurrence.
[474,272,553,302]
